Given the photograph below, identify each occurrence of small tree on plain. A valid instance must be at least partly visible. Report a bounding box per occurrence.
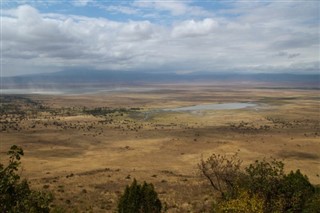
[117,179,162,213]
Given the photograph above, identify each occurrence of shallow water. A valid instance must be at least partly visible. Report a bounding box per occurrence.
[0,89,63,95]
[1,87,156,95]
[165,102,257,111]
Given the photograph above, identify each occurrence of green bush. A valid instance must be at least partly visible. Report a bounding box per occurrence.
[302,185,320,213]
[279,170,315,212]
[200,155,318,213]
[244,159,285,212]
[0,145,53,212]
[117,179,162,213]
[245,161,316,212]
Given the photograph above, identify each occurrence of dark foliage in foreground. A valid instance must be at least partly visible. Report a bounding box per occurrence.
[118,179,162,213]
[199,153,319,213]
[1,145,318,212]
[0,145,53,213]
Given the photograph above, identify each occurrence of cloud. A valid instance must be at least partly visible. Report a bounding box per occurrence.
[1,1,319,76]
[271,35,318,50]
[2,5,160,75]
[72,0,92,7]
[276,52,301,59]
[133,0,188,16]
[105,5,138,15]
[133,0,211,17]
[288,53,300,59]
[118,21,155,41]
[172,18,218,38]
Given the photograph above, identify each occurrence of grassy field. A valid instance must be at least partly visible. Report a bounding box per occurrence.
[1,85,319,212]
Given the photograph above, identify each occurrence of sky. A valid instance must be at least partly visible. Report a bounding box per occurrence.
[1,0,319,76]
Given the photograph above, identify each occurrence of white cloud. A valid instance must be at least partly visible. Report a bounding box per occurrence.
[105,5,139,15]
[72,0,92,7]
[172,18,218,38]
[118,21,155,41]
[133,0,186,15]
[1,1,319,76]
[2,5,160,75]
[133,0,211,17]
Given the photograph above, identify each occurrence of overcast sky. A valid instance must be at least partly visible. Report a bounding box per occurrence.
[1,0,319,76]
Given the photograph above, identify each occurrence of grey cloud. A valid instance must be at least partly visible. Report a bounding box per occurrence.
[271,34,319,50]
[288,53,300,59]
[275,52,301,59]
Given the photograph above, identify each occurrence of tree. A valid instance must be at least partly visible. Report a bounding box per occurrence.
[244,158,285,212]
[0,145,53,212]
[198,153,242,198]
[117,179,162,213]
[199,155,318,213]
[303,185,320,213]
[244,160,316,212]
[279,170,315,212]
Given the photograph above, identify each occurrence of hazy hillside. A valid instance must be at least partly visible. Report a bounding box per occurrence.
[2,70,319,89]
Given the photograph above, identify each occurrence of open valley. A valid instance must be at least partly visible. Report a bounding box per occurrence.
[1,84,319,212]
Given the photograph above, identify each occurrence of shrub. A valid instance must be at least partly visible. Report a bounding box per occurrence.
[198,153,242,198]
[199,155,318,213]
[245,160,316,212]
[0,145,53,212]
[217,190,264,213]
[244,158,285,212]
[303,185,320,213]
[117,179,162,213]
[279,170,315,212]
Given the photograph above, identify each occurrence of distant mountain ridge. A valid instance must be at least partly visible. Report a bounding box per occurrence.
[2,70,319,89]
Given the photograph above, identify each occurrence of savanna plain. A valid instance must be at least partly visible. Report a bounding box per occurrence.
[1,84,319,212]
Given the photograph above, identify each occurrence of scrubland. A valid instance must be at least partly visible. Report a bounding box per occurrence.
[1,85,319,212]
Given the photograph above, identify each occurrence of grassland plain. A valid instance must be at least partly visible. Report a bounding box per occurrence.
[1,85,319,212]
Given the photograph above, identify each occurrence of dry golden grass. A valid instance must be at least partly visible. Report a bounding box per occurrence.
[1,85,319,212]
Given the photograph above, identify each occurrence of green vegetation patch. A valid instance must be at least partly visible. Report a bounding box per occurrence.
[199,153,319,213]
